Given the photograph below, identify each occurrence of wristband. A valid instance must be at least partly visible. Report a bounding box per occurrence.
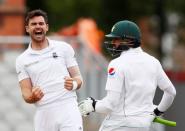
[72,80,78,90]
[154,108,164,116]
[89,97,97,112]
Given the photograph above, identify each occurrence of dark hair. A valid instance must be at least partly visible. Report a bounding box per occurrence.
[25,9,48,25]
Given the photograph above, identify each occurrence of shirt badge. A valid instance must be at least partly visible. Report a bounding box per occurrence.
[108,67,116,76]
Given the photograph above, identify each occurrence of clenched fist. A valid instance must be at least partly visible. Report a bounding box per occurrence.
[64,76,78,91]
[32,86,44,102]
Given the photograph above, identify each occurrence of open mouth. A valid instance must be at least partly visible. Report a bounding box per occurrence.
[34,31,43,36]
[33,31,45,39]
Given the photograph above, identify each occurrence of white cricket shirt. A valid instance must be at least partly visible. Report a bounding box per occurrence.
[105,47,175,116]
[16,38,78,107]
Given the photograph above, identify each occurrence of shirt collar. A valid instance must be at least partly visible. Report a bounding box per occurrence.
[28,38,54,55]
[120,47,143,56]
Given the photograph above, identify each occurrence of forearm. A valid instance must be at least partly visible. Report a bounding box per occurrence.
[158,86,176,112]
[78,90,121,116]
[73,76,83,89]
[95,100,112,114]
[22,93,37,104]
[21,87,44,104]
[95,91,121,114]
[19,79,44,104]
[68,66,83,90]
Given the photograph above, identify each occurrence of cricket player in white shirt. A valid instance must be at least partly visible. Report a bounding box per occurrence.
[15,9,83,131]
[78,20,176,131]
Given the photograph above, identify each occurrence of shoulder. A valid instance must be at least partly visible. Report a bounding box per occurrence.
[109,58,119,66]
[142,51,160,64]
[108,57,122,71]
[49,39,73,51]
[49,39,75,57]
[16,48,30,65]
[107,58,124,78]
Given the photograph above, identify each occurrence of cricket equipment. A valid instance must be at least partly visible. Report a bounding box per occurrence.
[78,97,96,116]
[104,20,141,57]
[153,108,164,116]
[153,117,176,127]
[72,80,78,90]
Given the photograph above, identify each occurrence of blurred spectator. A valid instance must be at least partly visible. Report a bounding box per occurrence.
[172,44,185,71]
[138,17,161,59]
[57,18,104,54]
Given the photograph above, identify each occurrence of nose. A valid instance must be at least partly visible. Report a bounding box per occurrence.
[112,40,120,48]
[112,39,117,44]
[35,23,41,28]
[112,39,120,44]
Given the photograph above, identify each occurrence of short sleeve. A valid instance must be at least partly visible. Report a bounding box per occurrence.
[64,44,78,68]
[16,58,29,81]
[105,60,124,93]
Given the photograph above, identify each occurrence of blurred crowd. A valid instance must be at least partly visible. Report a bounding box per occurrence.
[138,15,185,73]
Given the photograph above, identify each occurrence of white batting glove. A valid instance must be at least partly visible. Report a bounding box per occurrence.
[78,97,96,117]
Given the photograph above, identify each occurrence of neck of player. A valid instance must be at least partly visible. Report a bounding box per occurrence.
[31,38,49,50]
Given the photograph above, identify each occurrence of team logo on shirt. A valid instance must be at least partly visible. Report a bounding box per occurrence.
[108,67,115,76]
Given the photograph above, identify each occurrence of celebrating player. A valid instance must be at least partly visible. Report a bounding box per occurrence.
[78,20,176,131]
[15,9,83,131]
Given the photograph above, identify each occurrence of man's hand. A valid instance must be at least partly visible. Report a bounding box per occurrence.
[31,87,44,102]
[78,97,96,117]
[64,76,77,91]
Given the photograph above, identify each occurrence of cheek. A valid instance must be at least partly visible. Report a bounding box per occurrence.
[43,24,49,32]
[115,43,120,47]
[26,27,34,34]
[112,42,120,48]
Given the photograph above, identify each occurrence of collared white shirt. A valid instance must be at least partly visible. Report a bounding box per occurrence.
[105,47,175,116]
[16,38,78,107]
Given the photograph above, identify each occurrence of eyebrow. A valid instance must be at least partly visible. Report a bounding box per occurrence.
[30,21,45,25]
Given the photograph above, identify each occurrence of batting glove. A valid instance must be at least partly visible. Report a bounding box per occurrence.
[153,108,164,116]
[78,97,96,117]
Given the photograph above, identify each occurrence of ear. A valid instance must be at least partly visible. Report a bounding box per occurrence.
[46,24,49,32]
[25,25,29,33]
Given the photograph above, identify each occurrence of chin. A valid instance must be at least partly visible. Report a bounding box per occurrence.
[32,36,46,43]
